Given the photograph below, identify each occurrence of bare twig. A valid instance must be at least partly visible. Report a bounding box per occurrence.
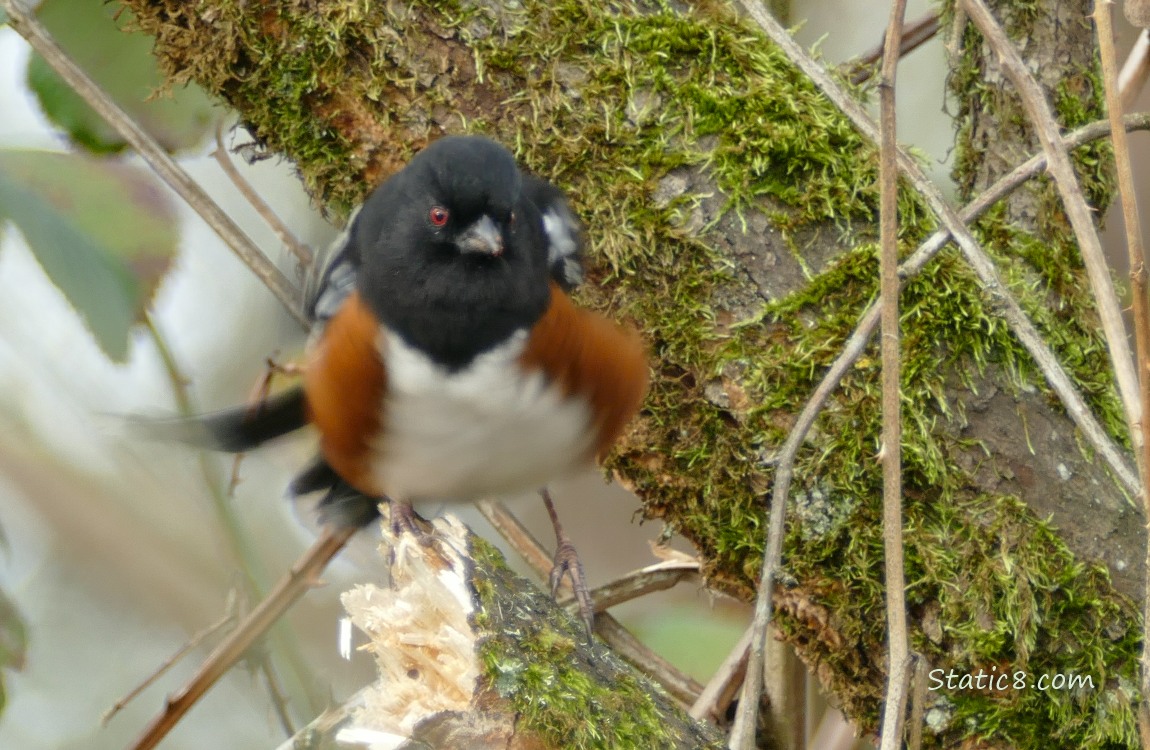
[848,11,941,85]
[129,524,359,750]
[103,607,237,724]
[907,655,928,750]
[258,658,296,740]
[727,113,1149,746]
[0,8,335,726]
[739,0,1139,497]
[143,315,321,721]
[961,0,1141,457]
[0,0,307,324]
[689,625,752,724]
[737,108,1146,744]
[1094,3,1150,744]
[567,560,699,613]
[474,499,561,583]
[212,121,314,269]
[480,497,699,614]
[730,2,1143,743]
[877,2,910,748]
[1119,29,1150,110]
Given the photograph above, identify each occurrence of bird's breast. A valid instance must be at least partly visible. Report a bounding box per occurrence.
[369,328,597,501]
[306,286,647,503]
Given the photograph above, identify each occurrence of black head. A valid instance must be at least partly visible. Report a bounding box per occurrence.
[352,136,552,370]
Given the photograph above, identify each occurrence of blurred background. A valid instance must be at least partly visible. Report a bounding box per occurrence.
[0,1,1144,748]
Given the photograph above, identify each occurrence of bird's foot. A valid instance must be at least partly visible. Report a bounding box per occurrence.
[541,488,595,633]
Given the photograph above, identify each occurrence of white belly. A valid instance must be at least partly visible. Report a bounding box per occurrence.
[370,330,595,501]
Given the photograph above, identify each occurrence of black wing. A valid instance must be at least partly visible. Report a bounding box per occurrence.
[521,174,585,291]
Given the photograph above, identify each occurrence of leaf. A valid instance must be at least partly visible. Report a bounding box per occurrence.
[0,149,179,361]
[0,588,27,716]
[0,590,25,673]
[27,0,214,154]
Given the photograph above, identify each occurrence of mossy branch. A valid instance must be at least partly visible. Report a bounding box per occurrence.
[118,0,1147,746]
[286,516,724,750]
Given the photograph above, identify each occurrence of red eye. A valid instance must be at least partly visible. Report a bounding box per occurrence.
[429,206,449,226]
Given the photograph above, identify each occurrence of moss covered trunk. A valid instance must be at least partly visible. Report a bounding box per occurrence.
[124,0,1142,746]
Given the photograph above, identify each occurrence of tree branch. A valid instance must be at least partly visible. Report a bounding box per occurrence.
[876,2,910,747]
[104,0,1150,744]
[961,0,1140,451]
[282,516,724,749]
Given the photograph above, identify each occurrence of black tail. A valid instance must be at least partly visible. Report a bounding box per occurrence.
[289,454,341,495]
[139,386,309,453]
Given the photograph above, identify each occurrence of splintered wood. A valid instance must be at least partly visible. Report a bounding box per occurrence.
[341,517,479,738]
[288,512,723,750]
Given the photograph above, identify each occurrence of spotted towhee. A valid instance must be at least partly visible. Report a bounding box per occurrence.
[133,137,649,749]
[181,135,647,532]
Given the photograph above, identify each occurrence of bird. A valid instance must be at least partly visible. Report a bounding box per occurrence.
[131,135,648,750]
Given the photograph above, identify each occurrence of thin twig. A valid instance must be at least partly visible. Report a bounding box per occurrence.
[877,2,910,748]
[738,0,1139,495]
[564,561,699,613]
[906,654,928,750]
[143,315,321,721]
[212,121,314,269]
[961,0,1141,459]
[848,10,941,86]
[730,3,1150,738]
[473,499,703,706]
[103,608,237,724]
[258,658,296,740]
[728,114,1149,745]
[143,315,266,595]
[594,616,705,707]
[1094,3,1150,745]
[474,499,560,584]
[689,625,752,724]
[730,2,1142,743]
[0,0,307,325]
[129,524,359,750]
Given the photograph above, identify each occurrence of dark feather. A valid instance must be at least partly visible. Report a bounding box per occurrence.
[522,175,585,291]
[315,480,382,529]
[140,386,308,453]
[288,454,341,496]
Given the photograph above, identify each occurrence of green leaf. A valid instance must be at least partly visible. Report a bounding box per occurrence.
[27,0,214,153]
[0,149,178,361]
[0,588,26,716]
[0,590,25,673]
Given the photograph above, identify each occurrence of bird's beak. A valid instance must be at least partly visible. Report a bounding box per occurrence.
[456,215,504,257]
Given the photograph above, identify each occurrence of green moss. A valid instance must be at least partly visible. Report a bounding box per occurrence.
[469,538,718,749]
[125,0,1140,745]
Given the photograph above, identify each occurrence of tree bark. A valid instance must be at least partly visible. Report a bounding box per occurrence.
[281,516,722,749]
[945,0,1144,594]
[123,0,1143,746]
